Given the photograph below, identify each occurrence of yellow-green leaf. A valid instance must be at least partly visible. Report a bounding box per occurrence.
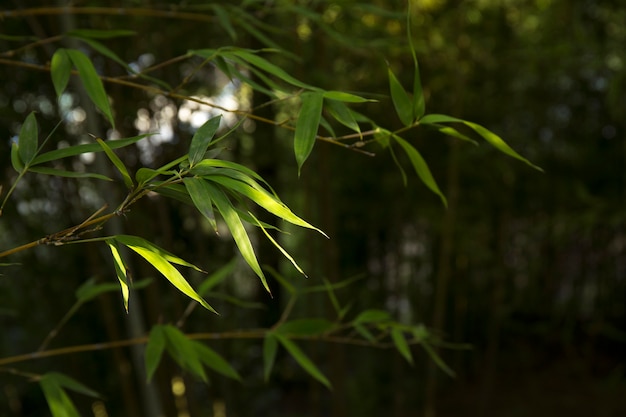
[51,49,71,97]
[391,327,413,365]
[106,239,130,312]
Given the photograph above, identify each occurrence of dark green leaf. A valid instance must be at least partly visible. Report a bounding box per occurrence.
[391,327,413,365]
[188,116,222,166]
[354,323,376,342]
[194,343,241,381]
[51,49,71,97]
[39,376,80,417]
[197,259,236,295]
[43,372,100,398]
[422,342,456,377]
[388,66,413,126]
[18,112,38,165]
[29,166,112,181]
[229,50,312,89]
[353,309,392,324]
[145,325,166,381]
[11,143,24,173]
[65,29,136,39]
[184,177,218,233]
[162,325,208,382]
[75,278,120,303]
[212,5,237,41]
[263,333,278,382]
[97,138,133,189]
[294,91,324,174]
[322,91,374,103]
[325,99,361,134]
[275,334,331,388]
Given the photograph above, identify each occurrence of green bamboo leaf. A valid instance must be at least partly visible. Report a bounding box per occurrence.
[114,235,204,272]
[263,333,278,382]
[32,134,150,165]
[276,319,335,336]
[162,325,208,382]
[106,239,130,312]
[97,138,133,189]
[184,177,218,234]
[145,325,166,381]
[197,259,236,295]
[194,343,241,381]
[207,175,327,237]
[264,265,295,295]
[153,183,194,206]
[114,236,216,313]
[190,159,273,191]
[354,323,376,342]
[391,327,414,365]
[188,116,222,166]
[39,377,80,417]
[406,7,425,120]
[388,66,414,126]
[75,278,120,303]
[65,29,136,39]
[428,125,478,145]
[51,49,71,97]
[420,114,542,171]
[353,309,392,325]
[393,135,447,208]
[10,143,24,173]
[43,372,100,398]
[322,91,374,103]
[65,49,115,127]
[18,112,38,166]
[319,116,336,138]
[199,182,270,293]
[29,166,113,181]
[325,99,361,134]
[294,91,324,173]
[421,341,456,377]
[274,333,332,389]
[229,50,312,89]
[248,211,307,277]
[212,5,237,41]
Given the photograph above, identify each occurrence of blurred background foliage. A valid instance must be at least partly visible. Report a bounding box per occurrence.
[1,0,624,416]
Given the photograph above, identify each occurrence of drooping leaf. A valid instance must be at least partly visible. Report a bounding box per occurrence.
[10,143,24,173]
[152,183,194,205]
[274,333,331,389]
[393,135,447,207]
[114,236,216,313]
[162,325,208,382]
[31,134,150,165]
[188,116,222,166]
[18,112,38,166]
[294,91,324,173]
[51,49,71,97]
[39,377,80,417]
[65,49,115,126]
[184,177,218,233]
[190,158,273,191]
[226,50,311,89]
[276,319,335,336]
[145,325,166,381]
[194,343,241,381]
[29,166,112,181]
[325,99,361,134]
[106,239,130,312]
[97,138,133,189]
[263,333,278,382]
[199,182,269,293]
[391,327,414,365]
[114,235,204,272]
[387,66,413,126]
[421,341,457,377]
[43,372,100,398]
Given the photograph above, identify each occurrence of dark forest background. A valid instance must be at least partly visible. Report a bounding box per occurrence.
[1,1,624,416]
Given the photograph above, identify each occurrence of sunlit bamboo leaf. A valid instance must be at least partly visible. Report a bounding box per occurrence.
[276,319,335,336]
[184,177,218,234]
[162,325,208,382]
[274,333,332,389]
[97,139,133,189]
[388,66,413,126]
[65,49,115,127]
[293,91,324,173]
[199,182,270,294]
[51,49,71,97]
[190,158,272,191]
[188,116,222,167]
[114,235,204,272]
[393,135,447,208]
[428,125,478,145]
[194,342,241,381]
[391,327,414,365]
[114,236,216,313]
[145,325,166,381]
[263,333,278,382]
[18,112,38,166]
[32,134,150,165]
[29,166,112,181]
[106,239,130,312]
[10,143,24,173]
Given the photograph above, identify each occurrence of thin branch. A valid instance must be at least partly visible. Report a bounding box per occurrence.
[1,7,217,23]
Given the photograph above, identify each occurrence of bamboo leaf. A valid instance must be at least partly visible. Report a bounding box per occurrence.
[32,134,149,165]
[188,116,222,166]
[275,334,332,388]
[421,341,457,377]
[145,325,166,381]
[106,239,130,312]
[353,309,392,325]
[391,327,414,365]
[229,50,312,89]
[322,91,374,103]
[65,49,115,127]
[263,333,278,382]
[388,66,413,126]
[406,6,425,120]
[97,138,133,189]
[325,99,361,134]
[114,236,216,313]
[44,372,100,398]
[114,235,204,272]
[65,29,136,39]
[184,177,218,234]
[393,135,447,208]
[51,49,71,97]
[75,278,120,303]
[197,259,236,295]
[29,166,112,181]
[18,112,38,166]
[276,319,335,336]
[11,143,24,173]
[39,376,80,417]
[294,91,324,173]
[162,325,208,382]
[199,182,270,293]
[190,159,273,190]
[194,343,242,381]
[212,5,237,41]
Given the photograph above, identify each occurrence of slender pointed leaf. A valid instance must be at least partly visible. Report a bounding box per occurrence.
[51,49,71,97]
[325,99,361,134]
[75,279,120,303]
[65,49,115,126]
[96,138,133,189]
[421,341,457,377]
[44,372,100,398]
[274,334,331,388]
[229,50,312,89]
[194,343,241,381]
[29,166,112,181]
[388,66,413,126]
[294,91,324,173]
[184,177,218,233]
[162,325,208,382]
[145,325,166,381]
[322,91,374,103]
[114,235,205,272]
[406,6,425,119]
[393,135,447,207]
[18,112,38,165]
[353,309,392,325]
[11,143,24,173]
[197,259,236,295]
[391,327,414,365]
[263,333,278,382]
[188,116,222,166]
[354,323,376,342]
[39,377,80,417]
[190,158,273,190]
[107,239,130,312]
